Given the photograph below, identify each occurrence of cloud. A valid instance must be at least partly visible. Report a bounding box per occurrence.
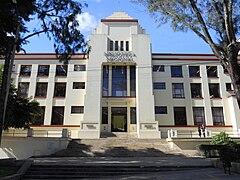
[76,12,97,33]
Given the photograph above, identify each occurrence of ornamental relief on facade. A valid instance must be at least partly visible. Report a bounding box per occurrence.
[104,51,136,62]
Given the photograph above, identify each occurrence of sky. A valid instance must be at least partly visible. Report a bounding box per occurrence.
[22,0,212,54]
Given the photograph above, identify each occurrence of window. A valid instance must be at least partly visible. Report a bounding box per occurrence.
[102,107,108,124]
[209,83,220,98]
[112,66,127,96]
[126,41,129,51]
[18,82,29,97]
[102,65,109,96]
[153,82,166,90]
[51,107,64,125]
[20,65,31,76]
[120,41,124,51]
[54,83,66,97]
[226,83,233,91]
[115,41,118,51]
[74,65,86,71]
[155,106,167,114]
[207,66,218,77]
[193,107,205,125]
[130,107,136,124]
[73,82,85,89]
[56,65,67,76]
[32,106,45,125]
[35,83,48,97]
[153,65,165,72]
[172,83,185,98]
[174,107,187,126]
[189,66,200,77]
[71,106,84,114]
[190,83,202,98]
[110,40,113,51]
[38,65,49,76]
[130,66,136,96]
[212,107,225,126]
[171,66,182,77]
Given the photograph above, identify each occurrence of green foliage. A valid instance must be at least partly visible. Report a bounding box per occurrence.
[211,132,237,146]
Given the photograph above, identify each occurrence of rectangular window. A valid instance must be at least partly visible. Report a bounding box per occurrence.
[18,82,29,97]
[74,65,86,71]
[32,106,45,126]
[73,82,85,89]
[193,107,205,125]
[110,40,113,51]
[102,65,109,96]
[102,107,108,124]
[155,106,168,114]
[112,66,127,96]
[226,83,233,91]
[207,66,218,77]
[120,41,124,51]
[174,107,187,126]
[54,83,66,97]
[172,83,185,98]
[130,107,136,124]
[171,66,182,77]
[153,65,165,72]
[189,66,200,77]
[35,83,48,97]
[115,41,118,51]
[190,83,202,98]
[153,82,166,90]
[51,107,64,125]
[20,65,32,76]
[38,65,49,76]
[126,41,129,51]
[130,66,136,96]
[209,83,220,98]
[56,65,67,76]
[212,107,225,126]
[71,106,84,114]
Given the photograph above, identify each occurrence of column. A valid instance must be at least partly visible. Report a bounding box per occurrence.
[108,66,112,96]
[127,66,130,96]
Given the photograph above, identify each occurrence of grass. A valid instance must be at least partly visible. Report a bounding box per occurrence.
[0,166,19,178]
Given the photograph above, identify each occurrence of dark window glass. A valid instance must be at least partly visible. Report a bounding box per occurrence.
[115,41,118,51]
[174,107,187,126]
[226,83,233,91]
[32,106,45,125]
[190,83,202,98]
[155,106,168,114]
[56,65,67,76]
[130,107,136,124]
[153,82,166,90]
[193,107,205,125]
[212,107,225,126]
[207,66,218,77]
[120,41,124,51]
[171,66,182,77]
[20,65,31,76]
[102,107,108,124]
[110,40,113,51]
[51,107,64,125]
[224,68,229,74]
[126,41,129,51]
[54,83,66,97]
[18,82,29,97]
[153,65,165,72]
[71,106,84,114]
[209,83,220,98]
[172,83,185,98]
[189,66,200,77]
[73,82,85,89]
[38,65,49,76]
[102,65,109,96]
[112,66,127,96]
[35,83,48,97]
[130,66,136,96]
[74,65,86,71]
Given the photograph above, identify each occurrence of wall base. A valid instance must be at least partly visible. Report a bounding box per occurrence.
[138,130,161,139]
[79,130,100,139]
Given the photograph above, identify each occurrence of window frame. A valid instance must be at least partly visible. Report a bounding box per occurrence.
[35,82,48,98]
[153,65,165,72]
[212,107,225,126]
[209,83,221,98]
[174,107,187,126]
[56,65,68,76]
[74,65,86,71]
[153,82,166,90]
[18,82,30,97]
[54,82,66,97]
[155,106,168,114]
[20,65,32,76]
[189,66,200,77]
[190,83,202,98]
[73,82,85,89]
[193,107,205,125]
[37,65,50,77]
[51,106,64,125]
[172,83,185,98]
[207,66,218,77]
[71,106,84,114]
[171,66,183,77]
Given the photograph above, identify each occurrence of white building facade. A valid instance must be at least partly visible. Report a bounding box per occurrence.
[1,12,240,139]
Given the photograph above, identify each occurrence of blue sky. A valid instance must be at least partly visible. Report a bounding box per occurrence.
[23,0,212,54]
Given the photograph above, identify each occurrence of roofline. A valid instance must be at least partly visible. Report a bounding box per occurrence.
[101,19,138,23]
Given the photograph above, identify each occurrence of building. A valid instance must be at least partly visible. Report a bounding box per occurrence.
[1,12,240,139]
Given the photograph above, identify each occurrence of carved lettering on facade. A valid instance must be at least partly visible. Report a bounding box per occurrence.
[104,51,136,62]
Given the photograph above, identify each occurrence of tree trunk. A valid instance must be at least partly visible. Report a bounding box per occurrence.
[227,43,240,109]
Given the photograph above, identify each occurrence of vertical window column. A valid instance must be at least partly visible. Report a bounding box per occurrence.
[127,66,130,96]
[108,66,112,96]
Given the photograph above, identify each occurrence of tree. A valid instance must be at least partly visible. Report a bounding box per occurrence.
[0,0,87,145]
[134,0,240,107]
[0,65,42,130]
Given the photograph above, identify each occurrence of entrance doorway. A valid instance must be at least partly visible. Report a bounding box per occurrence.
[111,107,127,132]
